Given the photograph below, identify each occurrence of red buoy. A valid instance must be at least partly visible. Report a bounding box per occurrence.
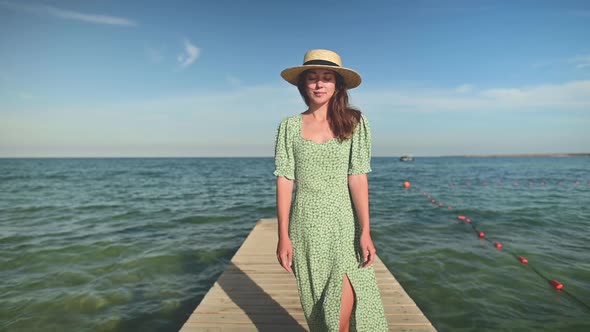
[494,242,503,249]
[431,200,436,204]
[478,231,485,238]
[466,218,472,223]
[518,256,528,264]
[457,215,466,221]
[549,279,563,290]
[403,181,411,188]
[438,202,443,207]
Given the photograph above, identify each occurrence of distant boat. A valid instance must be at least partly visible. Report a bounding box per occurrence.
[400,155,414,162]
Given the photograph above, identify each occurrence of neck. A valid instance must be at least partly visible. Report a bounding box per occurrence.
[307,103,329,121]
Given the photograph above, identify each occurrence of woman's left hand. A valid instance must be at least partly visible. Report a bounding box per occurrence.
[359,232,376,268]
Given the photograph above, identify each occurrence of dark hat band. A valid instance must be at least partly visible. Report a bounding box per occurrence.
[303,59,340,67]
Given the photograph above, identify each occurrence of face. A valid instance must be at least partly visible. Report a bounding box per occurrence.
[304,69,337,106]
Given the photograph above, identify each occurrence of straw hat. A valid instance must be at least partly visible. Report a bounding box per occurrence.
[281,49,362,89]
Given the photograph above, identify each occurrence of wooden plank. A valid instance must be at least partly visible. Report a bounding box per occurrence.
[179,218,437,331]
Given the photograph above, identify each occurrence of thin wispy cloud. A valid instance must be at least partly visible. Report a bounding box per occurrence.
[0,85,297,156]
[569,54,590,69]
[531,59,555,68]
[454,84,473,93]
[226,75,241,87]
[357,80,590,113]
[533,54,590,70]
[2,81,588,157]
[146,47,164,63]
[0,1,137,26]
[481,80,590,109]
[177,39,200,68]
[569,10,590,18]
[17,92,34,100]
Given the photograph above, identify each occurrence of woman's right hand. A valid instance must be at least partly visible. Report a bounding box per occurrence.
[276,237,293,273]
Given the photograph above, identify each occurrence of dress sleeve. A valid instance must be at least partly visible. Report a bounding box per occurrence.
[273,118,295,180]
[348,115,372,175]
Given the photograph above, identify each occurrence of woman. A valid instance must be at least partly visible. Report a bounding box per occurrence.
[274,49,389,332]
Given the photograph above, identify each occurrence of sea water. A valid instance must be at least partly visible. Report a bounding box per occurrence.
[1,157,588,331]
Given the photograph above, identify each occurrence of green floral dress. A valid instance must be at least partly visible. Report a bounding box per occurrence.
[274,113,389,331]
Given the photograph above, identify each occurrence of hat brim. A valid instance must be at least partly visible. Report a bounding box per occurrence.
[280,65,362,89]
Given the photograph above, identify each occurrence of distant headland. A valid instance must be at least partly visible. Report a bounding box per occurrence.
[450,153,590,158]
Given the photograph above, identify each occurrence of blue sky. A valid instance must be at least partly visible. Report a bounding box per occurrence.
[1,0,589,157]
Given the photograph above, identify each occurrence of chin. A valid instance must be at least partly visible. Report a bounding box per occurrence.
[311,97,331,105]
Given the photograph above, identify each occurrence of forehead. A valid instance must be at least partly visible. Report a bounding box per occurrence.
[305,69,336,76]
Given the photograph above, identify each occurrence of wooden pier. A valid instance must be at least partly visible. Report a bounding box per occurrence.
[179,218,437,331]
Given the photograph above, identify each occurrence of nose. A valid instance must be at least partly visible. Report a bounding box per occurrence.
[314,79,324,88]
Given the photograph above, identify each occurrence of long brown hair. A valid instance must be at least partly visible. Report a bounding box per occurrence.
[297,70,361,141]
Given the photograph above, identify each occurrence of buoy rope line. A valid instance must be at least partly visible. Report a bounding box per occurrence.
[402,181,590,312]
[446,180,589,187]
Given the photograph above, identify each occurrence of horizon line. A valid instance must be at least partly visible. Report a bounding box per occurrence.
[1,153,589,159]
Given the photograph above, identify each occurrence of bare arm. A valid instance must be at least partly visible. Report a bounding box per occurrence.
[348,173,376,267]
[276,176,294,238]
[276,176,294,272]
[348,173,370,233]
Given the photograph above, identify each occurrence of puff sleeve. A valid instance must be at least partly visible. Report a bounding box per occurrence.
[273,118,295,180]
[348,115,372,175]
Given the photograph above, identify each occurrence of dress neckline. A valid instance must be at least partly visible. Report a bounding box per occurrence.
[298,113,337,145]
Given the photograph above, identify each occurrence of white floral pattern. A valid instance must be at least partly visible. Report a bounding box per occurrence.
[274,113,389,331]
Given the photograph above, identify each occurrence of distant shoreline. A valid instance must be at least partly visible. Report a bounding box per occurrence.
[0,153,589,159]
[447,153,590,158]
